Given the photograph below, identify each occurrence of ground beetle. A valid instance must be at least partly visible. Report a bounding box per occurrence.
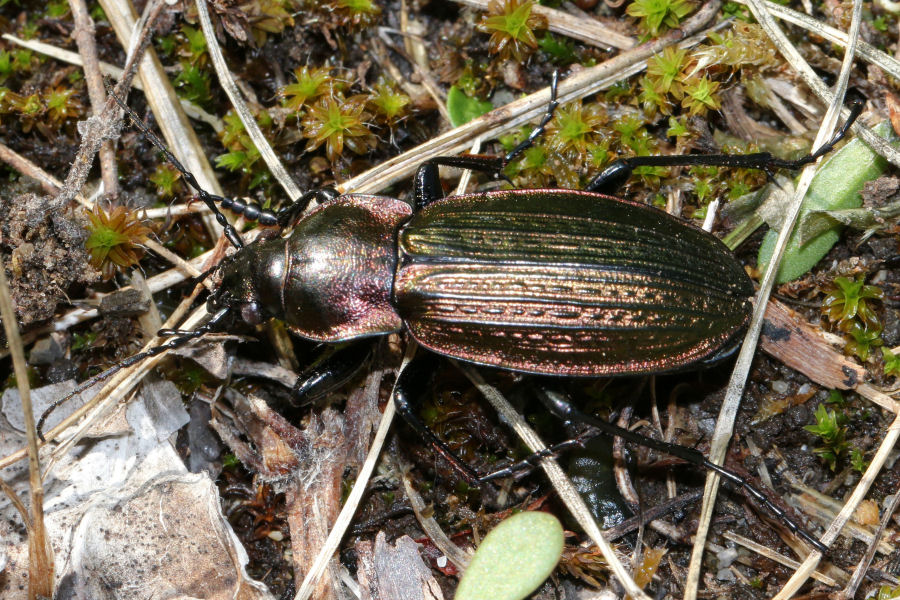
[43,73,863,554]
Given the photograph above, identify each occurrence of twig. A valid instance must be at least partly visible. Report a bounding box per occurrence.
[603,489,701,541]
[51,0,162,213]
[0,142,90,207]
[69,0,118,198]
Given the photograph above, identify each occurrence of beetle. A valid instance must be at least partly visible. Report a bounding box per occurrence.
[43,74,863,554]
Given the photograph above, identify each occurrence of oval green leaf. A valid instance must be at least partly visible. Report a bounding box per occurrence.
[758,121,897,283]
[456,511,564,600]
[447,86,493,128]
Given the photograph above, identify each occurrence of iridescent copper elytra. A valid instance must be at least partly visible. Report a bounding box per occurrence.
[42,75,863,554]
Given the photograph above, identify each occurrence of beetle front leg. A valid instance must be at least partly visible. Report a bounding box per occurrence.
[290,342,373,406]
[392,352,483,484]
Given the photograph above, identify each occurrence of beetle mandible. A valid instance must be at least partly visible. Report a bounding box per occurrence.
[46,73,863,554]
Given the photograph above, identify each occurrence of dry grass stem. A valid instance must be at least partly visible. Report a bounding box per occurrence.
[98,0,224,240]
[840,481,900,598]
[720,532,840,586]
[193,0,304,201]
[685,1,862,595]
[0,257,54,597]
[400,464,472,570]
[774,410,900,598]
[340,0,722,196]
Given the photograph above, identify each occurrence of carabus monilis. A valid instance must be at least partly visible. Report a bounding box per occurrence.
[44,73,864,554]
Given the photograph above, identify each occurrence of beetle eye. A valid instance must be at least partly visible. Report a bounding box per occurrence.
[241,301,263,325]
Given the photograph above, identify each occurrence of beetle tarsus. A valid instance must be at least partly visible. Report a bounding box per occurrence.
[532,388,830,554]
[587,96,864,195]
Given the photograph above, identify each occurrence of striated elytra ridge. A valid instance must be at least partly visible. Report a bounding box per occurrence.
[394,189,754,376]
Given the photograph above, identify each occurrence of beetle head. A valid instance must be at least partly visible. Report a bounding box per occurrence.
[206,240,285,326]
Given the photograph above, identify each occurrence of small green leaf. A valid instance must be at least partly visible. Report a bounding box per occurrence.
[447,86,493,128]
[883,347,900,377]
[456,511,564,600]
[758,121,897,283]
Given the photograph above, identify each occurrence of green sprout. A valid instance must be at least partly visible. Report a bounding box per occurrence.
[45,86,83,124]
[149,164,182,197]
[647,46,687,97]
[845,322,882,362]
[333,0,382,28]
[871,585,900,600]
[882,347,900,377]
[367,79,410,126]
[545,100,607,159]
[301,94,376,163]
[281,66,340,112]
[85,205,153,281]
[804,403,849,471]
[681,75,721,116]
[850,448,868,473]
[174,64,213,107]
[179,25,208,63]
[538,33,577,64]
[626,0,694,37]
[216,109,276,190]
[822,275,883,332]
[477,0,548,62]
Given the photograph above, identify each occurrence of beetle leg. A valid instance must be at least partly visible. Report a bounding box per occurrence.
[290,342,373,406]
[412,71,561,210]
[533,389,830,553]
[392,353,482,484]
[587,97,864,195]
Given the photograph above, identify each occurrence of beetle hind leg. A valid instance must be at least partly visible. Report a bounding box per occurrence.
[393,353,483,484]
[533,388,830,553]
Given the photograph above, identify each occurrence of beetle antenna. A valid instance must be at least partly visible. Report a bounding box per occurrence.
[110,93,280,248]
[37,307,232,441]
